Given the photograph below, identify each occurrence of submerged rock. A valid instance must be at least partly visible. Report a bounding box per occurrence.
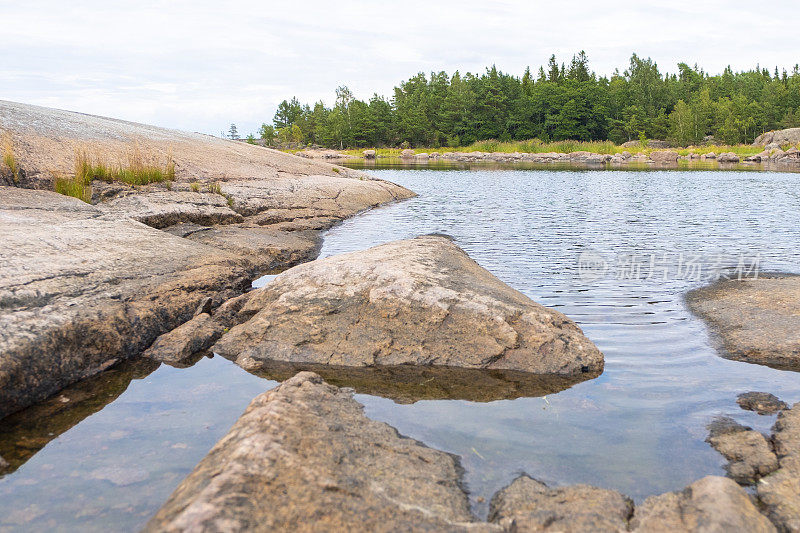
[758,402,800,532]
[488,475,633,531]
[706,417,779,484]
[738,392,788,415]
[686,275,800,371]
[631,476,776,532]
[144,372,485,532]
[142,314,224,365]
[214,236,603,376]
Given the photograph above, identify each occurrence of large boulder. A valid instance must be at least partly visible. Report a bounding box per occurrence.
[0,187,252,418]
[214,236,603,376]
[144,372,487,532]
[686,276,800,370]
[717,152,741,163]
[488,475,633,531]
[651,150,680,163]
[631,476,776,532]
[754,128,800,147]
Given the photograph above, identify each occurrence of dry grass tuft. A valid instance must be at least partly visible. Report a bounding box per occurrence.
[2,134,20,183]
[74,144,175,186]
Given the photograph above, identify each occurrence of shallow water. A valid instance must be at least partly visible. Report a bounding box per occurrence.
[2,168,800,530]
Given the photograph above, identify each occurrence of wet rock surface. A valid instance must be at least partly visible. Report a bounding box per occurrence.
[214,236,603,376]
[686,275,800,371]
[739,392,788,415]
[706,417,779,484]
[0,187,252,418]
[488,475,633,532]
[631,476,776,532]
[758,402,800,532]
[142,314,225,365]
[144,372,486,532]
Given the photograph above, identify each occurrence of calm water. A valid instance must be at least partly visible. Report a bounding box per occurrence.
[2,168,800,530]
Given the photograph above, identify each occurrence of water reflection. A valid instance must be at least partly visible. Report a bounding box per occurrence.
[342,157,800,173]
[0,358,159,478]
[244,362,598,404]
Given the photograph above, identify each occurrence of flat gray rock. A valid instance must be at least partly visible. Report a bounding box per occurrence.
[214,236,603,376]
[97,191,244,229]
[686,276,800,371]
[177,223,322,274]
[0,187,251,418]
[144,372,491,532]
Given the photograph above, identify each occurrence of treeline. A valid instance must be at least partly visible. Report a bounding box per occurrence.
[258,52,800,148]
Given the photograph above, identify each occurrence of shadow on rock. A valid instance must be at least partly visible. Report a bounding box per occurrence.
[0,358,159,477]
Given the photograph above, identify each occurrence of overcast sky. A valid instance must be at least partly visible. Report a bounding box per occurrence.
[2,1,797,136]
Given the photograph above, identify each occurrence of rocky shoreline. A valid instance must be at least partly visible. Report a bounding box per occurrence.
[300,147,800,167]
[2,101,799,531]
[0,100,414,418]
[147,372,791,532]
[295,128,800,168]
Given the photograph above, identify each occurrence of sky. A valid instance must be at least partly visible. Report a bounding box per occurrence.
[2,0,798,136]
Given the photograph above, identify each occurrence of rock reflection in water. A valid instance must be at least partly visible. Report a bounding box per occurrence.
[243,361,598,404]
[0,358,159,477]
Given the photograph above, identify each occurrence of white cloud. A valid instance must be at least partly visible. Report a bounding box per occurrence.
[1,0,797,135]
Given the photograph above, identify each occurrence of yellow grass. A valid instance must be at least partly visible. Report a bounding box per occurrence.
[2,134,20,183]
